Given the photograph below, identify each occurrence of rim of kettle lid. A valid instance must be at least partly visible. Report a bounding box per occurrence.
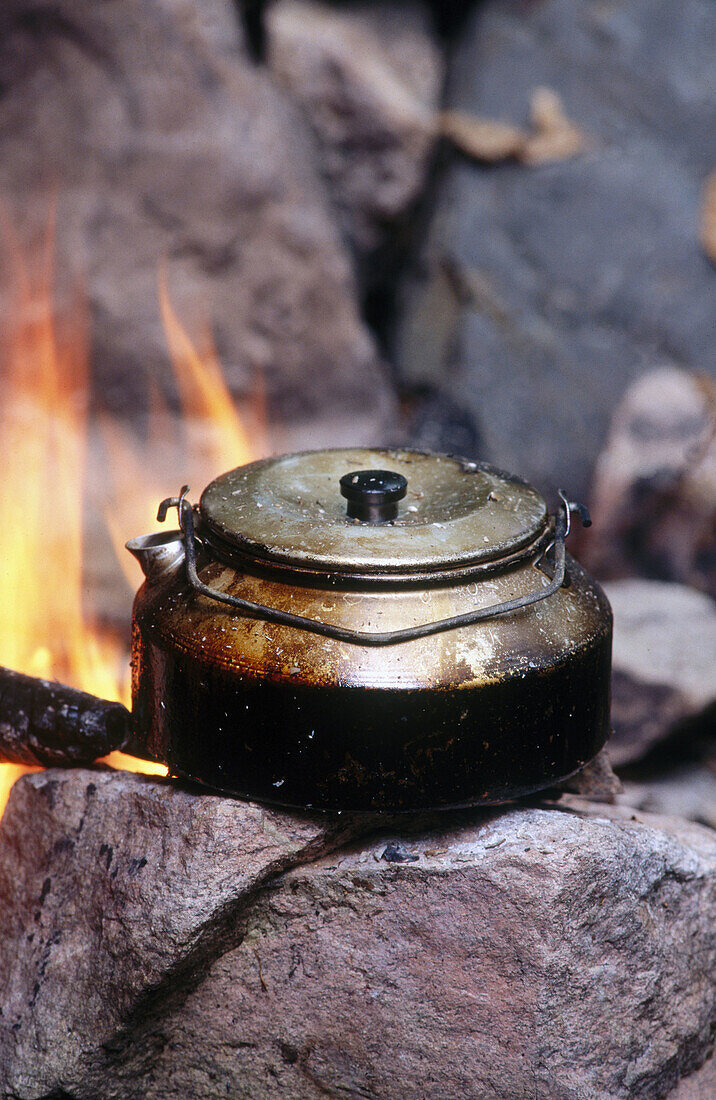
[198,448,549,576]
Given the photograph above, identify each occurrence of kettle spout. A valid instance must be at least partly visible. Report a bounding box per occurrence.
[125,530,185,585]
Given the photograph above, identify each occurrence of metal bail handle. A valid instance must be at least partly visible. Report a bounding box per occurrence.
[156,487,590,647]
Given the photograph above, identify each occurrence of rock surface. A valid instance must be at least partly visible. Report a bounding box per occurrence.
[0,0,392,434]
[395,0,716,498]
[585,369,716,595]
[1,769,715,1098]
[266,0,443,275]
[669,1052,716,1099]
[0,769,362,1098]
[618,764,716,832]
[605,579,716,767]
[554,745,622,802]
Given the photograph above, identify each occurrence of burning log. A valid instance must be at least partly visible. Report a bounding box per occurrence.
[0,666,130,767]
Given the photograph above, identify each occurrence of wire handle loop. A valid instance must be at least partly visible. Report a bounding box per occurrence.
[156,490,589,647]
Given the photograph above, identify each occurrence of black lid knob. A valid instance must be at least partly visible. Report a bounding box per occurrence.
[339,469,408,523]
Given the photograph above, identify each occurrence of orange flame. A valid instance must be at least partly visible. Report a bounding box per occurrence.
[102,266,265,595]
[0,218,264,812]
[159,264,257,473]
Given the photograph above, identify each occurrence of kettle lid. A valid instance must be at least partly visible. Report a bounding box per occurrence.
[198,448,548,576]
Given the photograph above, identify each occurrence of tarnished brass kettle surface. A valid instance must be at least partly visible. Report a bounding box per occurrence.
[127,449,612,811]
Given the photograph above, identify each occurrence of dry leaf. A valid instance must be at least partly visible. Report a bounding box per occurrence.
[700,172,716,266]
[440,88,586,168]
[519,86,587,165]
[440,109,525,162]
[530,86,569,132]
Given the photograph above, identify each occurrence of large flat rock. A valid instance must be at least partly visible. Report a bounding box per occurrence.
[395,0,716,497]
[1,770,715,1098]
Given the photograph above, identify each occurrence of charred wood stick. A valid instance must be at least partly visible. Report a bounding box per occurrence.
[0,665,130,766]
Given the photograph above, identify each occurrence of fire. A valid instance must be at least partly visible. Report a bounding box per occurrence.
[0,215,262,812]
[101,266,265,593]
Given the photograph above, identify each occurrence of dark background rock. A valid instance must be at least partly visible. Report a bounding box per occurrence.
[395,0,716,498]
[1,770,714,1098]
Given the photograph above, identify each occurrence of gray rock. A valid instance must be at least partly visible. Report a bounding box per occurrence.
[395,0,716,498]
[1,770,715,1098]
[618,764,716,831]
[605,579,716,766]
[584,368,716,595]
[266,0,443,270]
[0,0,392,432]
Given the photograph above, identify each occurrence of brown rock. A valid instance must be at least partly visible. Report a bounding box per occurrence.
[605,579,716,767]
[157,0,248,54]
[0,0,392,432]
[585,368,716,595]
[555,746,622,802]
[0,769,364,1096]
[1,769,715,1098]
[266,0,443,265]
